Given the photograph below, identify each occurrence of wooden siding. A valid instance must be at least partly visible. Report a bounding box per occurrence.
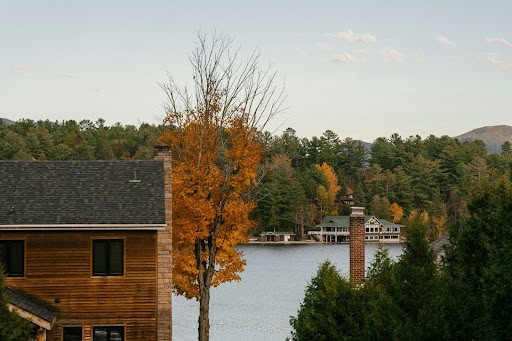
[2,230,157,340]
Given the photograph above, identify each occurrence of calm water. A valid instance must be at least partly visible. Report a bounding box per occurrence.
[173,243,403,341]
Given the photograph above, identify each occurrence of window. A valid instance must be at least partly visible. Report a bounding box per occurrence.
[93,240,123,276]
[0,240,24,277]
[93,326,124,341]
[63,326,82,341]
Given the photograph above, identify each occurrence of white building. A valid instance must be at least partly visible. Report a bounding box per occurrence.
[308,215,403,243]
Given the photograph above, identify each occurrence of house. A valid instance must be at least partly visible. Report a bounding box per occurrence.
[309,213,403,243]
[0,147,172,341]
[259,231,296,242]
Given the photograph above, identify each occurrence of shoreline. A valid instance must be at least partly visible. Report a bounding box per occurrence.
[245,240,404,245]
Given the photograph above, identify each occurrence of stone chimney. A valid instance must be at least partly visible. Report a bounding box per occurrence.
[154,146,172,341]
[349,206,365,284]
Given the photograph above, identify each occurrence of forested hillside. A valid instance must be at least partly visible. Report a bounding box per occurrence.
[0,118,165,160]
[254,128,512,240]
[2,119,512,240]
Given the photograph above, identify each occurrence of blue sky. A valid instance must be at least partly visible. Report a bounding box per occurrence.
[1,0,511,142]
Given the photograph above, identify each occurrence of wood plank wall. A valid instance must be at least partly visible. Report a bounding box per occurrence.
[2,230,158,340]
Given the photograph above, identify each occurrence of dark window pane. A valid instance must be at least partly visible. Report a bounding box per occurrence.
[63,326,82,341]
[109,241,123,276]
[93,326,124,341]
[93,241,108,275]
[93,240,123,276]
[110,327,124,341]
[0,241,24,277]
[9,241,24,276]
[0,243,6,271]
[93,327,108,341]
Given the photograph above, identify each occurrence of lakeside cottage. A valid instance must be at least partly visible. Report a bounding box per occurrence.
[0,147,172,341]
[259,231,296,242]
[309,214,403,243]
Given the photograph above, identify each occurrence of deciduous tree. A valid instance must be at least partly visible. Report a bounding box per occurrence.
[315,162,341,216]
[389,202,404,223]
[159,32,284,341]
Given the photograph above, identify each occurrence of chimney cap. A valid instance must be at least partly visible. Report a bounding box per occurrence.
[154,145,171,156]
[350,206,364,217]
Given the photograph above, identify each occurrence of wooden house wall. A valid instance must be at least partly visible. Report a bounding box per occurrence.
[2,230,157,340]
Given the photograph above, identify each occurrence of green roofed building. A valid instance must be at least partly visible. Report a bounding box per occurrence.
[309,215,403,243]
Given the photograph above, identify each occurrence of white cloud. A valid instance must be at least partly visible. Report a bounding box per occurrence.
[378,48,406,63]
[436,35,457,47]
[327,30,377,43]
[485,37,511,46]
[316,42,330,51]
[331,53,355,63]
[11,64,31,73]
[488,54,512,71]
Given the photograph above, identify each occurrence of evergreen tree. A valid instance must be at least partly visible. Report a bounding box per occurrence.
[289,261,365,341]
[444,177,512,339]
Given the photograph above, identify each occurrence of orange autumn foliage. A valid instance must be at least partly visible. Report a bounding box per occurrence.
[390,202,404,223]
[160,116,262,299]
[315,162,341,215]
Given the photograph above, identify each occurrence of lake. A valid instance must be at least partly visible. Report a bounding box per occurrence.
[173,243,403,341]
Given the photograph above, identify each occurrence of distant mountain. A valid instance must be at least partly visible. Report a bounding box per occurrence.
[455,125,512,154]
[1,117,14,125]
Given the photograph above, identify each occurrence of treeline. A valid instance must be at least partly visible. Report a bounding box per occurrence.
[0,118,165,161]
[252,128,512,239]
[289,177,512,340]
[3,119,512,240]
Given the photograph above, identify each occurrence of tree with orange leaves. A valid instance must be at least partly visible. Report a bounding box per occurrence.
[315,162,341,216]
[389,202,404,223]
[159,32,284,341]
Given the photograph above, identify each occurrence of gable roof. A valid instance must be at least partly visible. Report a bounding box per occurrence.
[317,215,402,228]
[6,286,58,329]
[0,160,165,227]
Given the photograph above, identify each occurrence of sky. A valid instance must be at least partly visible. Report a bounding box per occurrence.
[1,0,511,142]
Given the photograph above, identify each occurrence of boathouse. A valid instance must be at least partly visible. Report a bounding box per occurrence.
[309,214,403,243]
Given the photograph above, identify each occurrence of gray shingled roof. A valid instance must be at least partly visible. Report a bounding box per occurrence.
[0,160,165,225]
[430,234,450,259]
[317,215,402,228]
[6,286,58,324]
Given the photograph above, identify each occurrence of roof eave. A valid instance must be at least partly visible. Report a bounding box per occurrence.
[0,224,167,231]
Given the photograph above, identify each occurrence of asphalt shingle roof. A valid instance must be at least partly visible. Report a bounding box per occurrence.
[0,160,165,225]
[6,286,58,323]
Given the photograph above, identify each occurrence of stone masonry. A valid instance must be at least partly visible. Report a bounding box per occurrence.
[155,146,172,341]
[349,206,365,284]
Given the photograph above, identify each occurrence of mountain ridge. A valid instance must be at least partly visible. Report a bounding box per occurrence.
[455,125,512,154]
[1,117,15,125]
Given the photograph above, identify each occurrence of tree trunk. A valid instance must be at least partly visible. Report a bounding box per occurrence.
[198,285,211,341]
